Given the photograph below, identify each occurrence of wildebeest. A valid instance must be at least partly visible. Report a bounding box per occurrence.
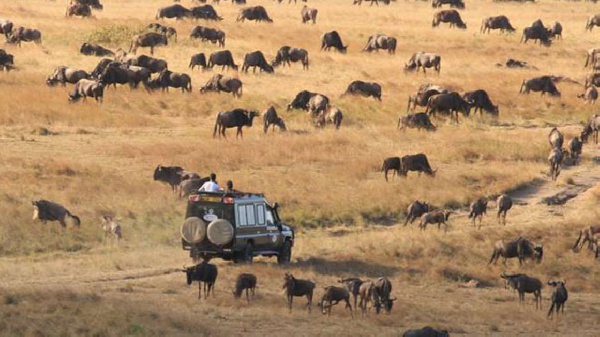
[584,48,600,68]
[66,3,92,18]
[90,58,113,79]
[0,19,14,39]
[80,42,114,57]
[548,147,565,181]
[156,4,191,20]
[100,215,122,241]
[155,69,192,93]
[287,90,318,111]
[356,281,374,316]
[363,34,396,54]
[263,106,286,133]
[46,66,89,86]
[547,281,568,319]
[432,0,465,8]
[154,165,184,193]
[426,92,471,122]
[73,0,103,10]
[6,27,42,47]
[200,74,243,97]
[301,5,318,24]
[128,55,168,73]
[190,26,226,47]
[401,153,436,176]
[372,277,395,314]
[402,327,449,337]
[381,157,401,182]
[468,198,488,228]
[98,63,143,89]
[307,94,330,116]
[318,286,353,317]
[321,31,347,53]
[407,84,449,112]
[179,177,210,198]
[520,19,551,46]
[207,50,238,70]
[272,46,309,70]
[213,109,259,138]
[129,33,168,55]
[519,76,560,96]
[586,14,600,31]
[404,52,441,75]
[314,106,343,130]
[462,89,499,116]
[419,210,452,232]
[548,127,564,149]
[578,86,598,104]
[182,261,218,300]
[432,10,467,29]
[242,51,274,73]
[489,237,544,265]
[147,23,177,42]
[0,49,14,71]
[397,112,437,132]
[283,273,316,313]
[548,21,562,40]
[581,114,600,143]
[500,273,543,309]
[189,53,207,70]
[404,200,430,226]
[567,137,582,163]
[342,80,381,100]
[32,200,81,228]
[338,277,363,313]
[496,194,513,226]
[237,6,273,22]
[190,5,223,21]
[68,79,104,103]
[572,225,600,252]
[233,273,257,303]
[481,15,515,34]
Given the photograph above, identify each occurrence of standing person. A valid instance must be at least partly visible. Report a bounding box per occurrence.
[199,173,220,192]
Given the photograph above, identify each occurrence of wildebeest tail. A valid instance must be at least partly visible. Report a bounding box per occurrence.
[480,19,485,33]
[519,80,526,93]
[213,113,221,137]
[572,230,583,251]
[155,9,161,20]
[68,213,81,227]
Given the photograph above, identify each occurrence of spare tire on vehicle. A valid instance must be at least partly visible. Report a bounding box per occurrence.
[207,219,234,245]
[181,217,206,244]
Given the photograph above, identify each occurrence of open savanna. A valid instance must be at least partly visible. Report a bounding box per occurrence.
[0,0,599,336]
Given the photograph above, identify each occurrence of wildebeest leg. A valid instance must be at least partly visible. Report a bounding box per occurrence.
[288,294,293,313]
[198,282,202,299]
[246,288,250,303]
[345,298,354,318]
[237,127,242,139]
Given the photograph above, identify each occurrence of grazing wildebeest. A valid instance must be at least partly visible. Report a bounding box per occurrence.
[307,94,330,116]
[586,14,600,31]
[572,225,600,252]
[547,281,568,319]
[237,6,273,22]
[404,200,430,226]
[283,273,315,313]
[0,49,14,71]
[182,261,218,300]
[432,10,467,29]
[519,76,560,96]
[402,327,449,337]
[397,112,437,132]
[496,194,513,226]
[129,33,168,55]
[128,55,168,74]
[318,286,353,317]
[155,69,192,93]
[213,109,259,139]
[578,86,598,104]
[147,23,177,42]
[500,273,543,309]
[46,66,89,86]
[407,84,449,112]
[301,6,318,24]
[404,52,441,75]
[363,34,397,54]
[6,27,42,47]
[481,15,515,34]
[190,26,226,47]
[314,106,343,130]
[68,79,104,103]
[90,58,113,79]
[154,165,184,193]
[548,127,564,149]
[0,19,14,39]
[189,53,207,70]
[401,153,436,177]
[548,147,565,181]
[73,0,103,10]
[432,0,465,8]
[338,278,363,313]
[356,281,375,316]
[263,106,286,133]
[426,92,472,122]
[321,31,347,53]
[381,157,401,182]
[567,137,582,163]
[468,198,488,228]
[503,58,533,69]
[462,89,499,116]
[190,5,223,21]
[66,3,92,18]
[100,216,122,241]
[287,90,318,111]
[581,114,600,144]
[32,200,81,228]
[156,4,191,20]
[242,51,274,73]
[98,63,137,89]
[419,210,452,232]
[80,42,114,57]
[489,237,543,265]
[584,48,600,68]
[548,21,562,40]
[233,273,257,303]
[372,277,395,314]
[585,72,600,88]
[520,20,551,46]
[272,46,309,70]
[342,80,382,100]
[200,74,243,97]
[207,50,238,70]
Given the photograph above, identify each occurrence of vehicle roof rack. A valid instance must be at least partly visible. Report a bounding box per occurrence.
[192,191,265,198]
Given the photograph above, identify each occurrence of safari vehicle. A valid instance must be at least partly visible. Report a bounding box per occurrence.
[181,191,294,264]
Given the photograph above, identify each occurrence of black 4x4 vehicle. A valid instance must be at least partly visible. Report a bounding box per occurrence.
[181,191,294,264]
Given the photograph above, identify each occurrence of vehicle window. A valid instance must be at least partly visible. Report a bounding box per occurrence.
[238,205,247,226]
[246,205,256,226]
[256,204,265,225]
[265,209,274,226]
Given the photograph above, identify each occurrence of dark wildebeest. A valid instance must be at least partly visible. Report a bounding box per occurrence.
[468,198,488,228]
[128,55,168,74]
[581,114,600,143]
[179,177,210,198]
[6,27,42,47]
[489,237,544,265]
[407,84,449,112]
[321,31,347,53]
[272,46,309,70]
[232,0,247,4]
[572,225,600,252]
[397,112,437,132]
[68,79,104,103]
[402,327,449,337]
[481,15,515,34]
[353,0,381,6]
[155,4,191,20]
[586,14,600,31]
[519,76,560,96]
[462,89,499,116]
[287,90,318,111]
[155,69,192,93]
[342,80,382,100]
[207,50,238,70]
[520,19,551,46]
[200,74,243,97]
[318,286,354,317]
[190,26,226,47]
[282,273,316,313]
[425,92,472,122]
[404,52,441,75]
[80,43,114,57]
[213,109,259,139]
[314,106,343,130]
[548,127,564,149]
[129,32,168,55]
[147,23,177,42]
[381,157,401,181]
[301,5,318,24]
[363,34,397,54]
[66,3,92,18]
[500,273,543,309]
[0,19,14,39]
[401,153,436,177]
[242,51,274,73]
[547,281,568,319]
[263,106,286,133]
[190,5,223,21]
[578,86,598,105]
[154,165,184,193]
[0,49,14,71]
[432,0,465,8]
[338,278,363,313]
[73,0,103,10]
[584,48,600,68]
[496,194,513,226]
[233,273,257,303]
[419,210,452,232]
[90,58,113,79]
[548,21,562,40]
[432,10,467,29]
[372,277,395,314]
[548,147,565,181]
[237,6,273,22]
[98,63,136,89]
[46,66,89,86]
[182,261,218,300]
[567,137,582,163]
[189,53,207,70]
[32,200,81,228]
[404,200,430,226]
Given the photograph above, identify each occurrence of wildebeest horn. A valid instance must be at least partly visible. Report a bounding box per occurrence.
[390,297,397,301]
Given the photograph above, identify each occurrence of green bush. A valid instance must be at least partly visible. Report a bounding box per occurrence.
[86,25,144,46]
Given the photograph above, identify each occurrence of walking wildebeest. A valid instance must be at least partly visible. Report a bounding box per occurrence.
[578,86,598,104]
[100,215,122,241]
[342,80,381,100]
[401,153,436,176]
[129,33,168,55]
[500,273,543,309]
[426,92,472,122]
[363,34,397,54]
[397,112,437,131]
[314,106,343,130]
[189,53,207,70]
[548,147,565,181]
[481,15,515,34]
[581,114,600,144]
[404,200,430,226]
[156,4,191,20]
[154,165,185,193]
[572,225,600,252]
[207,50,238,70]
[489,237,543,265]
[548,127,564,149]
[462,89,499,116]
[496,194,513,226]
[432,10,467,29]
[237,6,273,22]
[0,49,14,71]
[233,273,257,303]
[272,46,309,70]
[402,327,449,337]
[200,74,243,97]
[80,42,114,57]
[301,5,318,24]
[404,52,441,75]
[190,26,226,47]
[520,19,551,46]
[321,31,347,53]
[468,198,488,228]
[283,273,315,313]
[32,200,81,228]
[381,157,401,181]
[519,76,560,96]
[66,3,92,18]
[547,281,568,319]
[242,51,274,73]
[338,277,363,313]
[46,66,89,86]
[0,19,14,39]
[147,23,177,42]
[419,210,452,232]
[182,261,218,300]
[190,5,223,21]
[586,14,600,31]
[407,84,449,112]
[213,109,259,138]
[68,79,104,103]
[287,90,318,111]
[6,27,42,47]
[372,277,395,314]
[432,0,465,9]
[567,137,582,164]
[318,286,354,317]
[263,106,286,133]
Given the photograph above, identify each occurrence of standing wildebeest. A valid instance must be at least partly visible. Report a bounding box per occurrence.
[182,261,218,300]
[407,84,449,112]
[356,281,375,316]
[372,277,395,314]
[381,157,401,181]
[0,49,14,71]
[147,23,177,42]
[432,0,465,8]
[263,106,286,133]
[432,10,467,29]
[287,90,318,111]
[401,153,436,177]
[100,215,122,241]
[32,200,81,228]
[80,43,114,57]
[321,31,347,53]
[586,14,600,31]
[548,127,564,149]
[98,63,138,89]
[207,50,238,70]
[547,281,568,319]
[496,194,513,226]
[419,210,452,232]
[342,81,381,100]
[567,137,582,163]
[548,21,562,40]
[363,34,397,54]
[404,200,430,226]
[200,74,243,97]
[155,69,192,93]
[73,0,103,10]
[46,66,89,86]
[128,55,168,74]
[426,92,471,122]
[397,112,437,132]
[68,79,104,103]
[581,114,600,144]
[272,46,309,70]
[404,52,441,75]
[481,15,515,34]
[500,273,543,309]
[468,198,488,228]
[307,94,330,116]
[90,58,113,79]
[572,225,600,252]
[519,76,560,96]
[282,273,315,313]
[338,277,363,313]
[213,109,259,138]
[189,53,207,70]
[233,273,257,303]
[462,89,499,116]
[403,327,449,337]
[66,3,92,18]
[6,27,42,47]
[318,286,353,317]
[242,51,274,73]
[301,6,318,24]
[548,148,565,181]
[179,177,210,198]
[584,48,600,68]
[190,5,223,21]
[237,6,273,22]
[0,19,14,39]
[129,33,168,55]
[190,26,226,47]
[154,165,184,193]
[156,4,191,20]
[520,19,551,46]
[578,86,598,105]
[314,106,343,130]
[489,237,544,265]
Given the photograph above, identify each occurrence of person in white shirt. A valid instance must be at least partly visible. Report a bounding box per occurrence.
[199,173,220,192]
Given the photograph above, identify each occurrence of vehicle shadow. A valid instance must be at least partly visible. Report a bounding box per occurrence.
[293,257,401,278]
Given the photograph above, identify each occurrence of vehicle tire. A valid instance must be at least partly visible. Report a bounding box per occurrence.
[180,217,206,244]
[277,241,292,265]
[243,243,254,264]
[207,219,234,245]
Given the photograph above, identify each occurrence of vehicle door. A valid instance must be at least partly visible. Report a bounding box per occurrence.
[235,202,268,249]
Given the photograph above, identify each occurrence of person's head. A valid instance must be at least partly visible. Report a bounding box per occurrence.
[210,173,216,182]
[226,180,233,190]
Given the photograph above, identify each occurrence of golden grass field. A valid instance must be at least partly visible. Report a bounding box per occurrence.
[0,0,599,336]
